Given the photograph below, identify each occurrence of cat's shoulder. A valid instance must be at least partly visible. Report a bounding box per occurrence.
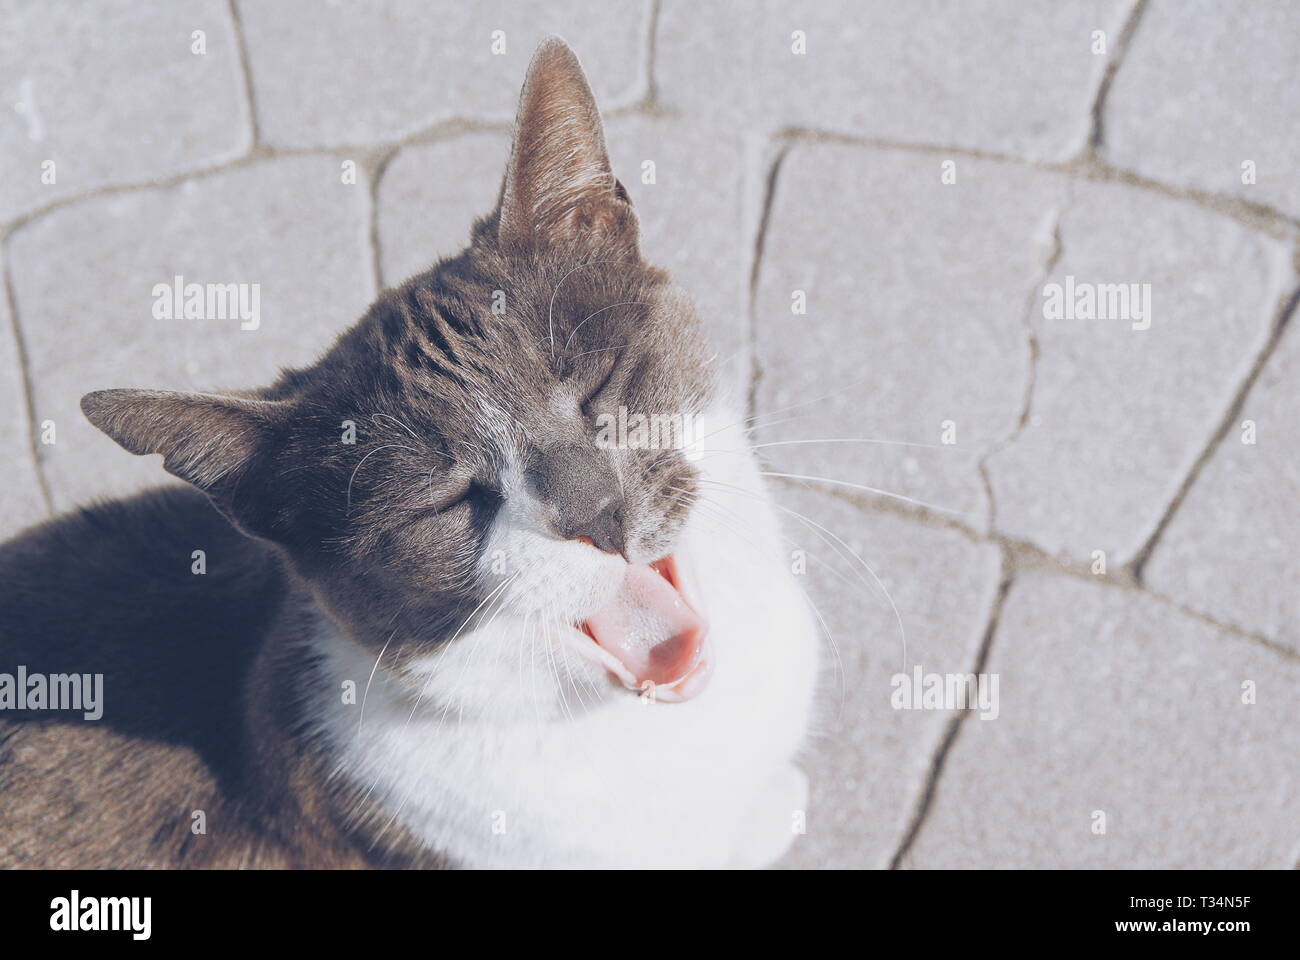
[0,485,288,736]
[0,487,292,867]
[0,485,285,640]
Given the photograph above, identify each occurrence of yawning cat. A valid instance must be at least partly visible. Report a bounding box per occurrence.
[0,38,818,869]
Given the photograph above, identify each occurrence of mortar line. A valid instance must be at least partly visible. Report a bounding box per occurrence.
[1084,0,1148,157]
[888,550,1015,868]
[977,199,1067,531]
[366,145,399,293]
[743,142,792,422]
[642,0,663,111]
[772,476,1300,665]
[225,0,262,152]
[1146,590,1300,663]
[1129,274,1300,583]
[0,115,518,241]
[1,242,55,516]
[768,127,1300,240]
[5,108,1295,250]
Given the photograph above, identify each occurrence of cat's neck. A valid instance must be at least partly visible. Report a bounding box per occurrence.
[237,579,452,867]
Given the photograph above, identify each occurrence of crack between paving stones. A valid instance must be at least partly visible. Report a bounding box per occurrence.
[1084,0,1149,158]
[641,0,662,110]
[888,552,1015,869]
[771,468,1300,666]
[1148,586,1300,664]
[0,112,523,240]
[744,141,791,423]
[977,194,1069,532]
[6,110,1294,260]
[741,138,1298,659]
[772,126,1300,239]
[226,0,262,154]
[1129,274,1300,583]
[1,242,55,516]
[3,6,1292,248]
[366,145,399,294]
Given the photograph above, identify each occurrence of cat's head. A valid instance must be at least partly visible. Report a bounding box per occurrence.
[82,38,720,718]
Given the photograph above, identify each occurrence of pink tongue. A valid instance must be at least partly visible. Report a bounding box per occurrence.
[583,562,707,688]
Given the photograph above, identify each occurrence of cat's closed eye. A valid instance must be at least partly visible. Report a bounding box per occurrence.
[579,355,621,415]
[425,477,502,518]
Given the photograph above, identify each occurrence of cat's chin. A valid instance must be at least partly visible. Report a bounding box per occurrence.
[564,552,713,703]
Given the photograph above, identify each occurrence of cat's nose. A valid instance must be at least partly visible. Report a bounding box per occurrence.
[527,444,627,558]
[568,499,625,557]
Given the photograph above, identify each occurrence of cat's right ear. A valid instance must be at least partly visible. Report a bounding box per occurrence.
[497,37,638,256]
[81,389,287,540]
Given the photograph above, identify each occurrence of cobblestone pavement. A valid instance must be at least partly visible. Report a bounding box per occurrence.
[2,1,1297,868]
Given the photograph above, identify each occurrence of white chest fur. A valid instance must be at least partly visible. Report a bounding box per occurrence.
[305,407,820,868]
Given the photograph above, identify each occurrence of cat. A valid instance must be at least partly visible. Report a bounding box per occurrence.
[0,37,819,869]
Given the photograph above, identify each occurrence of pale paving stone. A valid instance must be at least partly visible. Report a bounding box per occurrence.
[9,156,374,510]
[1103,0,1300,219]
[987,180,1290,562]
[0,0,250,223]
[754,145,1072,530]
[657,0,1127,160]
[0,274,47,540]
[763,485,1002,868]
[1144,321,1300,653]
[377,118,751,383]
[377,132,511,288]
[904,573,1300,868]
[608,117,752,377]
[237,0,647,148]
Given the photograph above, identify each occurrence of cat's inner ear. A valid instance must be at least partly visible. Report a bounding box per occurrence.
[497,37,638,255]
[81,389,284,537]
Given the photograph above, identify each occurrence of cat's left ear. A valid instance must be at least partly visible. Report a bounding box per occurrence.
[497,37,638,256]
[81,389,288,540]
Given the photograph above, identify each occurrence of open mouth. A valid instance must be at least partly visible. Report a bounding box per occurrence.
[569,554,712,703]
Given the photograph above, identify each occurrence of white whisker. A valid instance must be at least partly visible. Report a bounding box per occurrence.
[563,301,648,349]
[759,471,973,518]
[346,443,417,513]
[751,437,972,454]
[546,258,632,358]
[700,477,910,671]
